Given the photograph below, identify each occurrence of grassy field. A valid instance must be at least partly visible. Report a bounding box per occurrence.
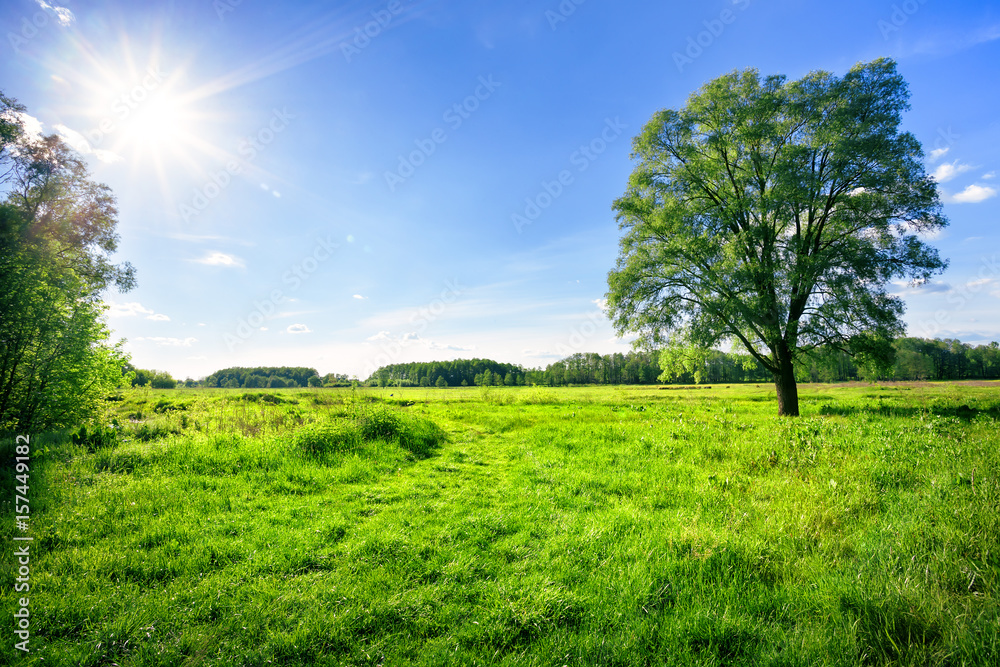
[3,382,1000,666]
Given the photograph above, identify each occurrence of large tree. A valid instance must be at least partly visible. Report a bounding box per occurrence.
[606,59,947,416]
[1,92,135,431]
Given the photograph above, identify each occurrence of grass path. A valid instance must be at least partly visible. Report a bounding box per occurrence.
[2,383,999,665]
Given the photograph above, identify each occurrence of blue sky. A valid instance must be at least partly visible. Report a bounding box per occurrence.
[3,0,998,380]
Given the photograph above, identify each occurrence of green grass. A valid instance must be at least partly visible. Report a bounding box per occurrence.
[3,382,1000,665]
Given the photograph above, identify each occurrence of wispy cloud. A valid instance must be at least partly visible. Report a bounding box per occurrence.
[522,349,562,359]
[946,184,998,204]
[365,330,473,352]
[106,301,171,321]
[134,337,198,347]
[107,301,154,318]
[163,232,255,246]
[353,294,367,300]
[983,171,996,180]
[287,324,312,334]
[192,251,245,268]
[908,23,1000,57]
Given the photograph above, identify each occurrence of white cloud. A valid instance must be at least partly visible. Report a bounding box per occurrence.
[192,252,245,268]
[134,337,198,347]
[365,330,474,353]
[353,294,367,300]
[107,301,154,317]
[592,298,609,312]
[426,340,476,352]
[287,324,312,334]
[891,280,951,296]
[274,310,319,319]
[11,112,45,143]
[34,0,75,26]
[947,184,998,204]
[927,147,950,162]
[52,124,88,152]
[523,349,562,359]
[966,278,995,290]
[931,160,974,183]
[53,124,123,163]
[92,149,123,163]
[983,171,996,180]
[107,300,174,321]
[272,191,281,198]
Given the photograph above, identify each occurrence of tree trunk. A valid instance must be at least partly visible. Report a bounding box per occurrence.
[773,345,799,417]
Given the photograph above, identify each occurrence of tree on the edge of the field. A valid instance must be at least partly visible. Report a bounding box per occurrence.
[0,92,135,431]
[606,59,947,416]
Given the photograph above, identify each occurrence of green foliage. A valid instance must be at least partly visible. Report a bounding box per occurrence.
[0,92,134,432]
[659,344,712,384]
[607,59,948,415]
[71,422,120,451]
[149,370,177,389]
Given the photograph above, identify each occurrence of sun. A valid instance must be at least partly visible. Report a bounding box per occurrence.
[98,71,207,168]
[65,34,219,174]
[115,88,193,159]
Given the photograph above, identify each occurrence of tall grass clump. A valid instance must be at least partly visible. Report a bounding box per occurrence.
[517,387,561,405]
[479,386,515,405]
[293,403,444,459]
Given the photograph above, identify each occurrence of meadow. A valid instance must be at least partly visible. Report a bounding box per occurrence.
[3,382,999,666]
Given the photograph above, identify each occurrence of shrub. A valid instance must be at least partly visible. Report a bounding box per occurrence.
[292,404,444,459]
[292,422,358,457]
[127,422,180,442]
[71,423,119,451]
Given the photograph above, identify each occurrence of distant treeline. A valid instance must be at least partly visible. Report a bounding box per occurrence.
[144,337,999,390]
[200,367,348,389]
[885,337,1000,381]
[368,358,527,387]
[366,352,665,387]
[652,337,1000,384]
[364,338,1000,387]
